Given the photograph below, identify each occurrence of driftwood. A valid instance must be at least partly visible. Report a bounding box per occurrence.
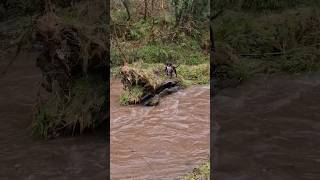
[120,63,182,106]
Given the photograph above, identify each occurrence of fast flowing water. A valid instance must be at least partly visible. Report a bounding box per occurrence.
[110,79,210,180]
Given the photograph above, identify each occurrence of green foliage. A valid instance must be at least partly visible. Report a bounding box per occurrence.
[280,47,320,73]
[190,0,210,21]
[136,44,174,63]
[128,20,151,40]
[171,0,209,25]
[119,85,144,105]
[214,12,271,54]
[136,41,208,65]
[32,76,106,138]
[214,8,320,76]
[183,162,210,180]
[32,105,56,138]
[116,62,209,105]
[178,64,210,85]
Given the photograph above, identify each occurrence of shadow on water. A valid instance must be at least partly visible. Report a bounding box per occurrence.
[213,73,320,180]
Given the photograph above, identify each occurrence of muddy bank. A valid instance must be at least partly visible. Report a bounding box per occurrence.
[110,79,210,179]
[213,73,320,180]
[0,53,108,179]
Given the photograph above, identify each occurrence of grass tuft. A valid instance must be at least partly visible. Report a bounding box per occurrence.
[183,162,210,180]
[32,76,106,138]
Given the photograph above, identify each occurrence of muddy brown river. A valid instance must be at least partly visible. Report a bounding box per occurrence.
[213,73,320,180]
[110,80,210,179]
[3,52,320,180]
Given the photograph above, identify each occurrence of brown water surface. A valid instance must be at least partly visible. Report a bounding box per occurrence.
[110,79,210,179]
[213,73,320,180]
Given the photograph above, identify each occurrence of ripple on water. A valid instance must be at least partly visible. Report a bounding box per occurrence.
[110,81,210,179]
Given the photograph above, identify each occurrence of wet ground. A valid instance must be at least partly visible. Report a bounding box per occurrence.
[110,79,210,179]
[0,53,108,180]
[213,73,320,180]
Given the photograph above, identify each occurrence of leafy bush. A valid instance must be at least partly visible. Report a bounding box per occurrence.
[214,8,320,74]
[135,41,208,65]
[127,20,151,40]
[280,47,320,73]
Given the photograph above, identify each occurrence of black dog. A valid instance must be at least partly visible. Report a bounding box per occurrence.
[165,62,180,78]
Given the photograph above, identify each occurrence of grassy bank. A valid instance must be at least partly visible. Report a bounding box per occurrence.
[183,162,210,180]
[32,76,106,138]
[112,62,209,105]
[111,1,210,106]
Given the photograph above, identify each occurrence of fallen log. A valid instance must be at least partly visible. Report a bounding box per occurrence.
[119,63,183,106]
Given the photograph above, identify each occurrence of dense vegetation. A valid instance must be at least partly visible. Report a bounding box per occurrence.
[212,0,320,89]
[111,0,210,105]
[110,1,210,177]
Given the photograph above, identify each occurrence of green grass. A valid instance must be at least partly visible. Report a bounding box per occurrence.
[178,64,210,86]
[111,40,209,66]
[112,62,209,86]
[32,76,106,138]
[183,162,210,180]
[115,62,209,105]
[111,7,209,106]
[128,20,152,40]
[111,16,209,67]
[119,85,144,105]
[32,105,57,138]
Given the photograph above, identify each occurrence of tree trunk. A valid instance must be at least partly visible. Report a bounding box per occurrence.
[144,0,148,20]
[121,0,130,21]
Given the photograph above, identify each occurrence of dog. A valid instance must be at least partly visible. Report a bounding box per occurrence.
[165,62,180,78]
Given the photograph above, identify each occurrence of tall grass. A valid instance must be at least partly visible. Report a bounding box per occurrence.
[32,76,106,138]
